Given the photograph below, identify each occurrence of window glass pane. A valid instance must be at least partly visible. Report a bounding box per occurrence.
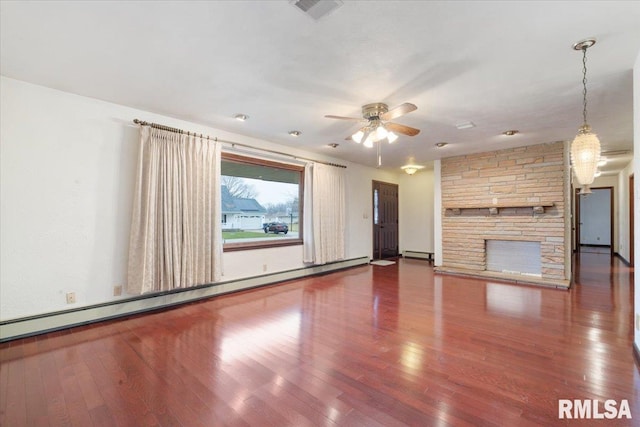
[374,189,379,225]
[221,155,302,249]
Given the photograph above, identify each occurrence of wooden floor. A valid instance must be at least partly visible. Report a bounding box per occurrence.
[1,253,638,426]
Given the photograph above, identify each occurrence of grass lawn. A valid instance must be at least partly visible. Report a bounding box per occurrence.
[222,231,281,239]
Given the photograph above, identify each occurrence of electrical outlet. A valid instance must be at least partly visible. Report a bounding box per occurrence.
[66,292,76,304]
[113,285,122,296]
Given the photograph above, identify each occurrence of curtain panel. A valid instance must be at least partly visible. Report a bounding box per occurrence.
[303,163,346,264]
[127,126,222,294]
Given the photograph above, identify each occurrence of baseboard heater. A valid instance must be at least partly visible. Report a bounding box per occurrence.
[403,250,434,261]
[0,256,369,342]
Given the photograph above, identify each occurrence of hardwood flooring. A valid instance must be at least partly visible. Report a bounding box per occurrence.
[1,253,638,426]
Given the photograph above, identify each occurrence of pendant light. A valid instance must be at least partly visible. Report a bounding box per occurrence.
[570,38,600,195]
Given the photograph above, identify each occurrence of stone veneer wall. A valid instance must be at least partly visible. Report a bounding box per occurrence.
[439,142,568,285]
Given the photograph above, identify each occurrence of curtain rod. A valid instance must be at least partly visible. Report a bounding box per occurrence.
[133,119,347,169]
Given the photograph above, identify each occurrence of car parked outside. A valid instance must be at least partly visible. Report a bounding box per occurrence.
[263,222,289,234]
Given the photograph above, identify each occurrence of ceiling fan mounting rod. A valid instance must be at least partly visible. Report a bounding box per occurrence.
[362,103,389,120]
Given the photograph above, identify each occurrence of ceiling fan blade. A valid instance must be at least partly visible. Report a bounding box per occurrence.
[324,115,364,121]
[385,122,421,137]
[379,103,417,121]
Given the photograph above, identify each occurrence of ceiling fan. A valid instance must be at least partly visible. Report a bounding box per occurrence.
[325,102,420,148]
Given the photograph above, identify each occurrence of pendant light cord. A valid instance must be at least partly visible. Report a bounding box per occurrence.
[581,46,589,127]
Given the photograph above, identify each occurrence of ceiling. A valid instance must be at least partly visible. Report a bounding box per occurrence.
[2,1,639,175]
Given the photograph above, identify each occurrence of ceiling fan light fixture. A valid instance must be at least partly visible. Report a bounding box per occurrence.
[363,137,374,148]
[401,164,425,175]
[387,131,398,143]
[352,130,364,143]
[374,124,388,141]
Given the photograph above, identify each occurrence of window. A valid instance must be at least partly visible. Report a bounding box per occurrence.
[221,153,303,251]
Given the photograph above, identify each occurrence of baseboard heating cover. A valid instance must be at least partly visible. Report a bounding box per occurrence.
[403,250,434,260]
[0,256,369,342]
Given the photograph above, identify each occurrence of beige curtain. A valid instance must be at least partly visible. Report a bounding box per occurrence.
[127,126,222,294]
[303,162,346,264]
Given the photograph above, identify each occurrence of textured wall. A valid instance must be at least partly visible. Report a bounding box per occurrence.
[440,142,567,282]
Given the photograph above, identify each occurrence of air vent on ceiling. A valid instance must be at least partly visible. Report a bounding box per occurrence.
[291,0,343,21]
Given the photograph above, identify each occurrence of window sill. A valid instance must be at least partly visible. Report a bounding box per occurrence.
[223,238,303,252]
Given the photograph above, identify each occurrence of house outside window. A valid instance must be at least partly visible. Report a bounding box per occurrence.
[221,153,303,251]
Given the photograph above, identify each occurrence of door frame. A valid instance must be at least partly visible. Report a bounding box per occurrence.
[630,174,634,266]
[574,186,614,255]
[372,180,399,260]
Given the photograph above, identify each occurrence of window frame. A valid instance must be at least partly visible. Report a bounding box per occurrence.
[221,152,304,252]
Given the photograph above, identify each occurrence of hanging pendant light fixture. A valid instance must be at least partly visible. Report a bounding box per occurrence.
[570,38,600,195]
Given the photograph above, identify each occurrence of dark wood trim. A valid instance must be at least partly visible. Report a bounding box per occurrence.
[614,252,632,267]
[630,174,634,267]
[574,188,581,252]
[223,238,303,252]
[221,152,305,172]
[610,185,615,256]
[634,342,640,370]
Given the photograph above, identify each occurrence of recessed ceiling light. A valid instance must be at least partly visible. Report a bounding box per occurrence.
[435,142,448,148]
[234,114,248,121]
[455,121,475,130]
[288,130,301,137]
[503,130,519,136]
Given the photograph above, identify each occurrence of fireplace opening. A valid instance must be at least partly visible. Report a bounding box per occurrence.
[485,240,541,277]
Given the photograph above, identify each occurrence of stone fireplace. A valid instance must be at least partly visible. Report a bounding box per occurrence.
[436,142,570,288]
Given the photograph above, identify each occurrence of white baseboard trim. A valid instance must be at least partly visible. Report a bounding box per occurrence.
[0,256,369,342]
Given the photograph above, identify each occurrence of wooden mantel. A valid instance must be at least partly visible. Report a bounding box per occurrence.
[444,202,554,215]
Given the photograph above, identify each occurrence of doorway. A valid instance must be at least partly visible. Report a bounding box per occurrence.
[575,187,614,255]
[372,180,399,260]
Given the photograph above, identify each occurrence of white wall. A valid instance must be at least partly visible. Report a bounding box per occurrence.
[0,76,411,320]
[633,50,640,351]
[617,161,633,263]
[399,169,434,253]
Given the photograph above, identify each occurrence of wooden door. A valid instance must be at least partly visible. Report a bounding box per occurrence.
[372,181,399,259]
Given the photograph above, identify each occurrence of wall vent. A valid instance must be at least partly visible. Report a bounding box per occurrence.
[291,0,343,21]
